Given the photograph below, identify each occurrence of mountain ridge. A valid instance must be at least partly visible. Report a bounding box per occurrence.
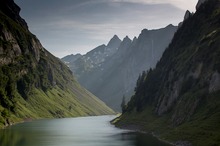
[63,24,177,111]
[114,0,220,145]
[0,0,114,127]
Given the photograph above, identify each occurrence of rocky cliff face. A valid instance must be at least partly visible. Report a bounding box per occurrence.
[0,0,114,127]
[63,25,177,111]
[116,0,220,145]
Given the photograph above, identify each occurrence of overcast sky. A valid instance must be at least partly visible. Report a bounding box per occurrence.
[15,0,198,58]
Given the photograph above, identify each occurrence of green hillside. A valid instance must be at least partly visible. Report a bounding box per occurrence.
[0,0,114,128]
[114,0,220,145]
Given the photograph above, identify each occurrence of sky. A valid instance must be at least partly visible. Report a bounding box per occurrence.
[15,0,198,58]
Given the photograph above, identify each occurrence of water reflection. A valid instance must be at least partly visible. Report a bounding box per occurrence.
[0,116,170,146]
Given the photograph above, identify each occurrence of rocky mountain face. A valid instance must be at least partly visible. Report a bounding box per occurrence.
[0,0,114,127]
[62,53,82,65]
[62,35,121,79]
[115,0,220,145]
[63,25,177,111]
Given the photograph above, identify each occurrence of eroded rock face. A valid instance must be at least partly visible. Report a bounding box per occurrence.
[156,77,183,115]
[31,38,43,62]
[209,71,220,93]
[0,28,22,65]
[156,63,204,116]
[0,25,43,65]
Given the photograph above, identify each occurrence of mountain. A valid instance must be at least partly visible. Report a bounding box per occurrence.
[114,0,220,145]
[63,25,177,111]
[62,35,121,79]
[0,0,114,128]
[62,53,82,64]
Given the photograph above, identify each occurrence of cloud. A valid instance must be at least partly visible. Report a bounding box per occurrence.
[108,0,198,11]
[16,0,194,57]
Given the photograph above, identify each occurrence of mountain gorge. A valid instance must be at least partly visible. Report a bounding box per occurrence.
[114,0,220,145]
[62,25,177,111]
[0,0,114,128]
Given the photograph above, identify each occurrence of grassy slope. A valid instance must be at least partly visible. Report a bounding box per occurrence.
[115,91,220,146]
[0,2,114,128]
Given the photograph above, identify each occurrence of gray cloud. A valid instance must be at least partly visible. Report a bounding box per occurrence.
[15,0,196,57]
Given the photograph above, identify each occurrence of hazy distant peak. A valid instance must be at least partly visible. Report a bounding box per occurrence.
[69,53,82,56]
[76,53,82,56]
[107,35,122,48]
[132,36,137,42]
[131,37,138,46]
[86,44,106,55]
[166,24,175,28]
[123,36,132,42]
[113,35,120,40]
[61,53,82,63]
[141,29,149,33]
[118,36,132,51]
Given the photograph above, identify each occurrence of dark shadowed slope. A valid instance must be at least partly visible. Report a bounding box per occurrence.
[115,0,220,145]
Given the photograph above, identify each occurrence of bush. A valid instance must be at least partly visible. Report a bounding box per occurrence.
[1,109,9,118]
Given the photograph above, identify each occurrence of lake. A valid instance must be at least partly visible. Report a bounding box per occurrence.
[0,115,171,146]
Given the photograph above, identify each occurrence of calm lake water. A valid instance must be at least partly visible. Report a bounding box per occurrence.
[0,115,171,146]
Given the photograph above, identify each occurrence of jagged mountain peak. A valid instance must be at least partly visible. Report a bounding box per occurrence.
[112,34,120,40]
[184,10,192,20]
[166,24,175,28]
[196,0,209,10]
[123,36,132,42]
[131,37,138,46]
[107,35,122,49]
[0,0,28,29]
[118,36,132,51]
[132,36,137,41]
[61,53,82,63]
[178,10,193,28]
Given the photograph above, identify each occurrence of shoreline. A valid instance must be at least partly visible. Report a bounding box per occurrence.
[0,118,33,129]
[115,124,192,146]
[114,124,175,146]
[1,114,117,129]
[111,116,192,146]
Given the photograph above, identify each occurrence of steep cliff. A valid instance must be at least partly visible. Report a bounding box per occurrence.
[0,0,114,128]
[115,0,220,145]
